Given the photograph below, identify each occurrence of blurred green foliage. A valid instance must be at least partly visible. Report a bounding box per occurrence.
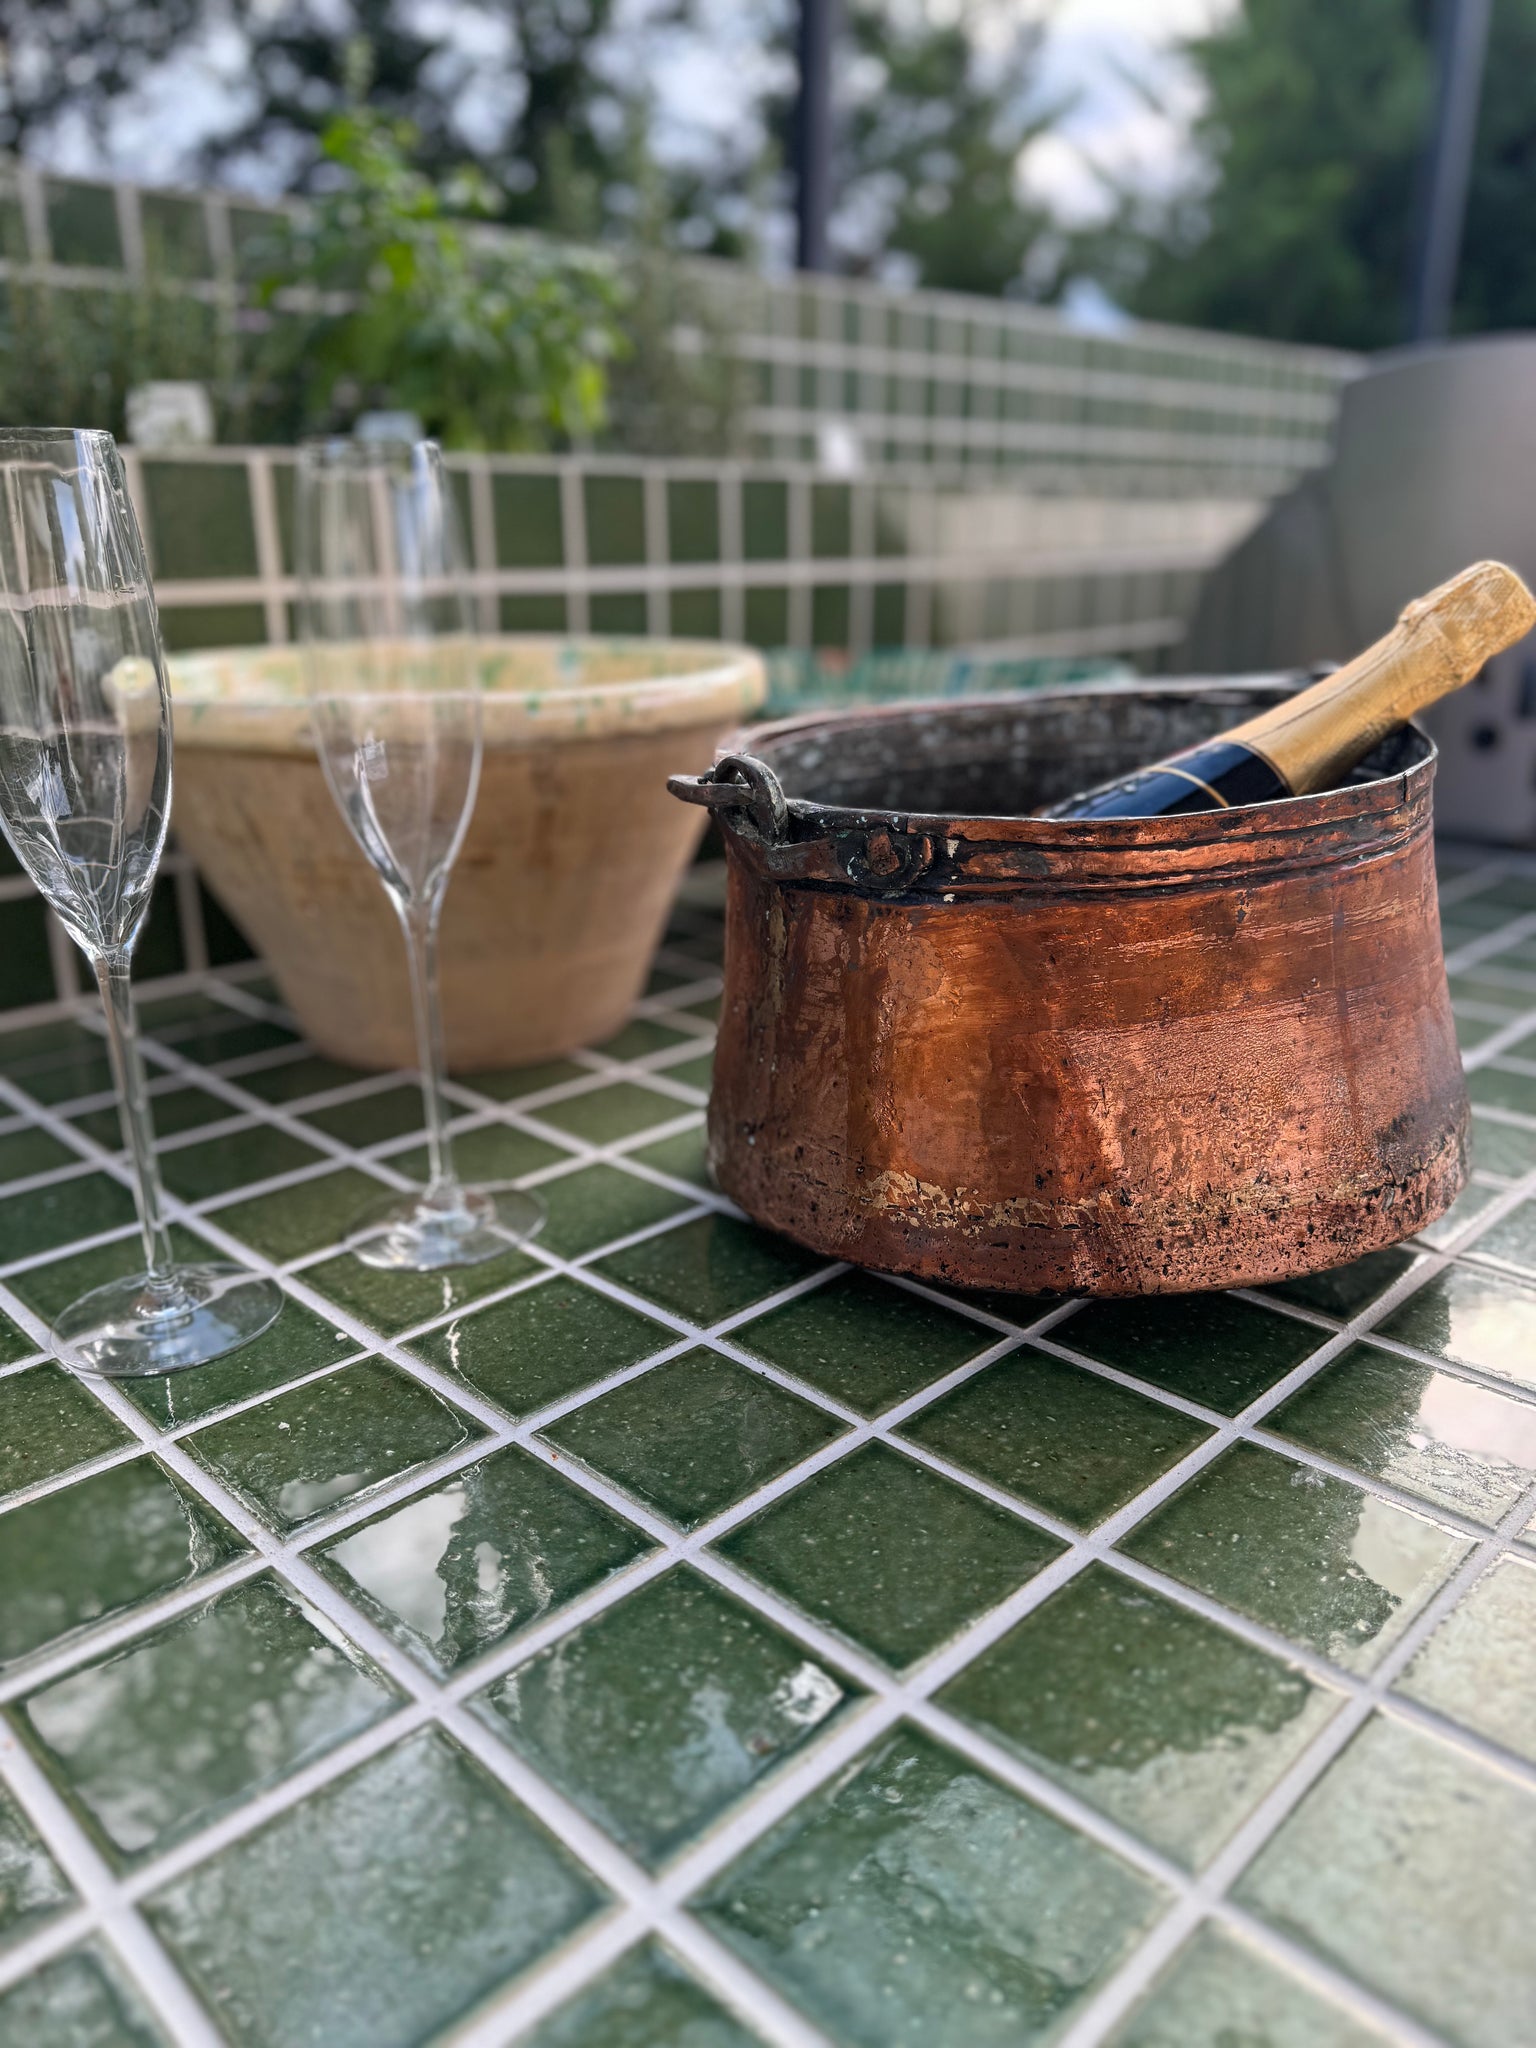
[1083,0,1536,350]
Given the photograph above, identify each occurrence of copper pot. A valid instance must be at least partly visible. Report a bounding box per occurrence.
[669,682,1468,1296]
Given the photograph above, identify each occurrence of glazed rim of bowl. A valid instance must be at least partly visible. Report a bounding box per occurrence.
[166,635,766,751]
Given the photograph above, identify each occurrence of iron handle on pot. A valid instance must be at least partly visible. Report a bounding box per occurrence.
[667,753,789,843]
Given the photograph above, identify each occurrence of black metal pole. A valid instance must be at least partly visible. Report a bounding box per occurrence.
[1407,0,1492,342]
[794,0,838,273]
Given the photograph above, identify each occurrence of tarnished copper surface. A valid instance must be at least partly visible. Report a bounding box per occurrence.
[670,684,1469,1296]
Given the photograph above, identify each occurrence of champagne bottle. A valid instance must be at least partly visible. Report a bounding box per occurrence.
[1046,560,1536,820]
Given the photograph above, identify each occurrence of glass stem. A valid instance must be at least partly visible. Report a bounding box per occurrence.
[95,955,176,1284]
[400,896,458,1203]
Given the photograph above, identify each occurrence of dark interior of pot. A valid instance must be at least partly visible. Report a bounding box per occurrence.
[748,679,1431,817]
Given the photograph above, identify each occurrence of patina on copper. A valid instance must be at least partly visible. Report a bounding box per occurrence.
[668,682,1468,1297]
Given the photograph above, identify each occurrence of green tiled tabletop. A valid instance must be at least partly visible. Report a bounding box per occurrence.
[0,852,1532,2047]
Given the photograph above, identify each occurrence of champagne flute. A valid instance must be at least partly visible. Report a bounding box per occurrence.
[296,437,544,1269]
[0,428,282,1376]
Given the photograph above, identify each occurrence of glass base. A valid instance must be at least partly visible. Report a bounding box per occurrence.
[53,1264,285,1380]
[347,1184,546,1271]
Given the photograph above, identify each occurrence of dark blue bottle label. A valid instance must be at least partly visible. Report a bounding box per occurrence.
[1050,740,1290,819]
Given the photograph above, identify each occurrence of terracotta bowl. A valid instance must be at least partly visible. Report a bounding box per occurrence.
[168,637,764,1071]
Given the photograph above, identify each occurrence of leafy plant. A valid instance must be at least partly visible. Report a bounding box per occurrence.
[256,102,629,448]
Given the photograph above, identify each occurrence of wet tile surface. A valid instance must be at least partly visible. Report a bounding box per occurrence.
[146,1729,604,2048]
[477,1568,853,1866]
[1120,1443,1467,1671]
[1237,1716,1536,2048]
[318,1445,653,1675]
[0,874,1533,2045]
[699,1724,1164,2047]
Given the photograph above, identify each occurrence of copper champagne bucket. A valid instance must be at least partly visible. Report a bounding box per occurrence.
[668,682,1469,1297]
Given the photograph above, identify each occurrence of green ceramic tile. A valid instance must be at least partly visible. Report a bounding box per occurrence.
[0,1309,36,1365]
[528,1941,763,2047]
[717,1442,1062,1668]
[536,1164,692,1258]
[592,1213,824,1326]
[1455,1013,1503,1050]
[1266,1245,1417,1319]
[1469,1113,1536,1177]
[407,1276,667,1416]
[213,1167,392,1262]
[19,1576,396,1865]
[70,1083,234,1148]
[123,1297,353,1430]
[626,1124,712,1187]
[463,1058,590,1102]
[186,1358,484,1532]
[4,1223,217,1323]
[1466,1063,1536,1115]
[737,1271,1003,1415]
[1396,1555,1536,1764]
[0,1944,168,2046]
[1465,1195,1536,1274]
[1238,1717,1536,2048]
[584,474,646,565]
[141,460,258,580]
[1372,1261,1536,1389]
[1108,1925,1390,2048]
[477,1568,852,1866]
[1415,1179,1502,1247]
[899,1348,1212,1527]
[1064,1294,1321,1414]
[146,1729,604,2048]
[0,1458,243,1667]
[0,1780,73,1946]
[319,1445,652,1675]
[939,1563,1338,1868]
[681,991,722,1021]
[0,1171,137,1264]
[7,1043,116,1106]
[542,1348,846,1528]
[493,471,564,568]
[136,990,240,1035]
[44,176,123,265]
[700,1724,1163,2048]
[170,1018,298,1066]
[1269,1341,1536,1524]
[0,1364,133,1501]
[235,1055,371,1105]
[534,1081,688,1145]
[303,1238,540,1337]
[0,1124,78,1182]
[594,1018,696,1060]
[385,1119,566,1185]
[297,1085,424,1148]
[0,899,53,1008]
[663,1052,713,1092]
[1447,973,1536,1012]
[1120,1442,1466,1672]
[158,1124,330,1201]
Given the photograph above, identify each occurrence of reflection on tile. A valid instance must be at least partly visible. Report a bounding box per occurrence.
[1465,1195,1536,1274]
[541,1349,847,1528]
[939,1564,1338,1868]
[736,1271,998,1416]
[528,1941,764,2047]
[123,1298,353,1431]
[0,1780,73,1947]
[700,1725,1163,2048]
[1415,1182,1502,1249]
[3,1223,217,1323]
[0,1365,133,1503]
[0,1459,243,1667]
[186,1359,483,1532]
[319,1446,651,1675]
[304,1240,539,1338]
[1120,1443,1466,1672]
[1266,1246,1416,1320]
[146,1729,604,2048]
[1065,1294,1320,1414]
[1108,1925,1390,2047]
[478,1569,851,1867]
[1269,1342,1536,1524]
[19,1576,396,1864]
[1238,1717,1536,2048]
[0,1944,168,2046]
[899,1349,1212,1527]
[592,1213,824,1326]
[407,1277,667,1418]
[1396,1556,1536,1764]
[716,1442,1062,1669]
[1372,1262,1536,1389]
